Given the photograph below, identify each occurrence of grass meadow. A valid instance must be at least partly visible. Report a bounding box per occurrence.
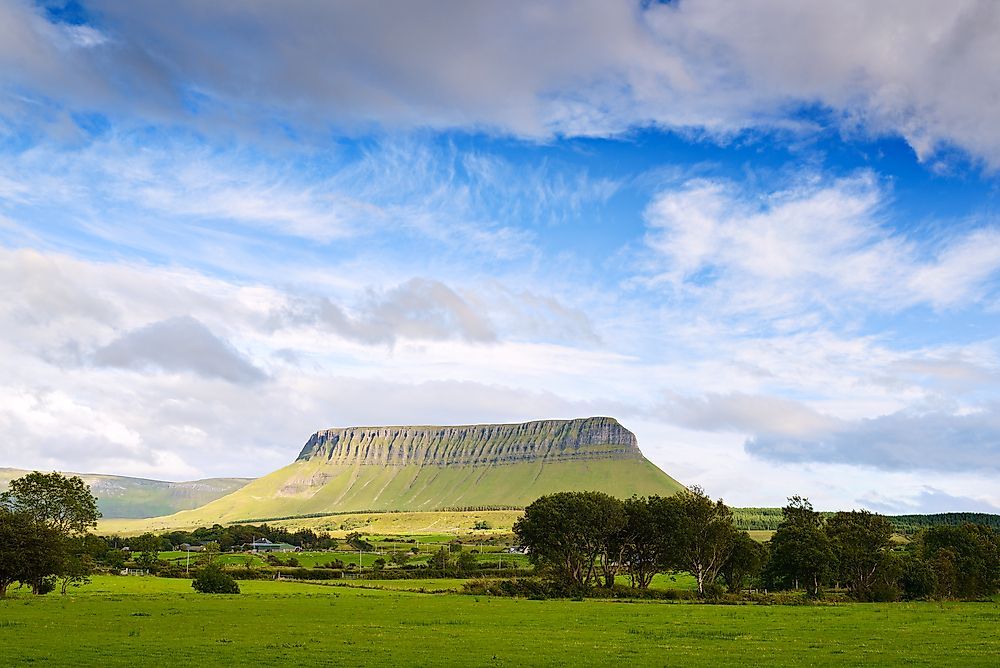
[2,576,998,666]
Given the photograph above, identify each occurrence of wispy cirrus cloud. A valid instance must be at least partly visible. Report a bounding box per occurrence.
[640,173,1000,323]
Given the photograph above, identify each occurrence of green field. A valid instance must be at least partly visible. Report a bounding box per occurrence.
[2,576,998,666]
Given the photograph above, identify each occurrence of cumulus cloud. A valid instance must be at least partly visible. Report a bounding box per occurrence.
[93,316,267,384]
[4,1,1000,164]
[745,407,1000,473]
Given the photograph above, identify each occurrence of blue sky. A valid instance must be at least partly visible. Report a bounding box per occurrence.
[2,0,1000,513]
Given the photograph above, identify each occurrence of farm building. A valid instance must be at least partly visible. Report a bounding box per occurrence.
[243,538,297,553]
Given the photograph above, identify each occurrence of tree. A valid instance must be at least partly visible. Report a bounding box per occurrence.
[192,564,240,594]
[58,534,104,595]
[620,495,679,589]
[596,497,626,588]
[767,497,834,596]
[1,472,100,596]
[0,509,63,597]
[826,510,894,599]
[666,487,739,596]
[197,542,221,567]
[428,547,452,571]
[514,491,624,588]
[0,472,100,536]
[898,552,937,600]
[345,532,373,552]
[456,551,479,574]
[919,524,1000,599]
[720,531,768,594]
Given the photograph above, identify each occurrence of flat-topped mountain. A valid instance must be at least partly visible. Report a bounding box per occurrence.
[297,417,642,466]
[128,417,684,526]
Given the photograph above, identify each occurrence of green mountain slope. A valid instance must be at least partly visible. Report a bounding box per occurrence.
[147,417,684,526]
[0,468,252,519]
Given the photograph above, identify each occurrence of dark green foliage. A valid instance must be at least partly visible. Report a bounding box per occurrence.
[0,471,100,536]
[826,510,894,599]
[620,495,667,589]
[514,491,624,588]
[731,508,1000,534]
[149,524,335,552]
[898,552,937,600]
[456,551,479,573]
[192,565,240,594]
[0,473,102,597]
[345,532,374,552]
[918,523,1000,599]
[666,487,739,595]
[767,497,834,596]
[720,531,768,593]
[890,513,1000,535]
[428,547,452,571]
[0,509,64,597]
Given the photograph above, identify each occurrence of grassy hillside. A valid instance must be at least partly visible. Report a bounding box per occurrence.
[0,468,252,519]
[99,418,684,531]
[124,456,683,529]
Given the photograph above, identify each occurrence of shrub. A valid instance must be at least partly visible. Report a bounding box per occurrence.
[192,566,240,594]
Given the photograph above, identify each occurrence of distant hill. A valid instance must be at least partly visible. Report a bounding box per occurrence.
[138,417,685,527]
[733,507,1000,534]
[0,468,252,519]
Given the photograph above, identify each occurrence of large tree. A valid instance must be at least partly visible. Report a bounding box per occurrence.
[767,496,834,596]
[514,491,623,588]
[621,495,674,589]
[720,531,768,594]
[1,472,101,596]
[0,509,64,597]
[826,510,894,599]
[0,471,100,535]
[665,487,739,595]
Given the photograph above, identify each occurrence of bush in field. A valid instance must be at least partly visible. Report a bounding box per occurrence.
[456,551,479,573]
[192,565,240,594]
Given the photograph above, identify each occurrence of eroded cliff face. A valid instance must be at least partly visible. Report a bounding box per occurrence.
[295,417,641,467]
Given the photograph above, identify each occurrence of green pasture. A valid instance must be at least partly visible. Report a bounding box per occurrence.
[2,576,999,666]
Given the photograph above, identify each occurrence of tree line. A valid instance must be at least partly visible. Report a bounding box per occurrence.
[730,507,1000,534]
[515,489,1000,600]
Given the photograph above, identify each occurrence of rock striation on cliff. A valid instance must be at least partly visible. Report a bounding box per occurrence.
[296,417,641,467]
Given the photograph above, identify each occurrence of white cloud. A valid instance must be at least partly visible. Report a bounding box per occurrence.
[641,174,1000,321]
[5,2,1000,164]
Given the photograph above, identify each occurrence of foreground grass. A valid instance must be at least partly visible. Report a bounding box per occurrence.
[2,576,998,666]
